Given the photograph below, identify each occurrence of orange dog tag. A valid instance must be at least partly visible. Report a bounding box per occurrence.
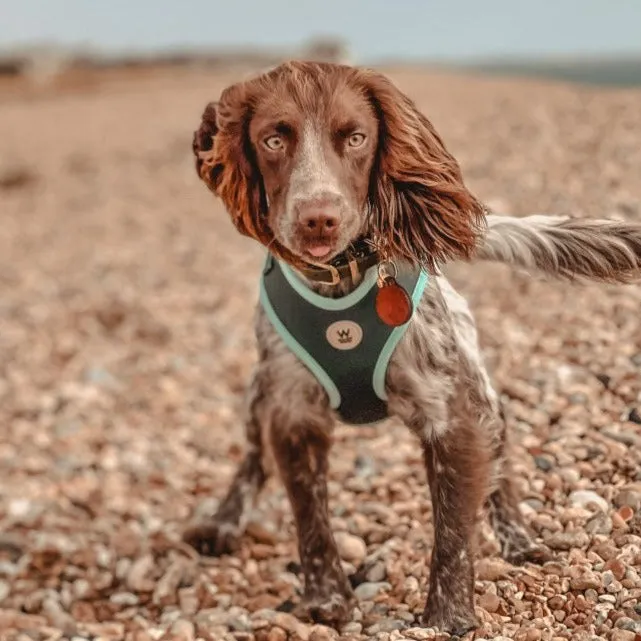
[375,276,413,327]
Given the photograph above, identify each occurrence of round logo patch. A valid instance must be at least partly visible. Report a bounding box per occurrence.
[326,320,363,350]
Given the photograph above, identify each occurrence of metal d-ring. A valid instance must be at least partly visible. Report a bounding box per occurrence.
[377,260,398,283]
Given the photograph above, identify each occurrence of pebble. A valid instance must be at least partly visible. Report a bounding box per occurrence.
[585,512,613,534]
[569,567,601,590]
[365,560,387,583]
[334,531,367,566]
[534,455,554,471]
[109,592,139,606]
[479,592,501,613]
[614,486,641,510]
[309,624,339,640]
[568,489,609,512]
[168,619,195,641]
[266,628,288,641]
[354,581,392,600]
[341,622,363,635]
[0,581,9,603]
[544,530,590,550]
[403,628,438,640]
[610,630,636,641]
[271,612,311,640]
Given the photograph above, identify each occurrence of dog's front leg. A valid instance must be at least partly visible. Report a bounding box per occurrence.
[270,411,355,627]
[420,422,488,635]
[183,372,269,556]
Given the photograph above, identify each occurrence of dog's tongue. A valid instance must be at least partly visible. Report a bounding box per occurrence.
[308,245,331,259]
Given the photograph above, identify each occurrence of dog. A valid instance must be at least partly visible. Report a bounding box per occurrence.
[183,61,641,635]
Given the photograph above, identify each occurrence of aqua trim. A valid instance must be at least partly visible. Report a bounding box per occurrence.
[259,278,342,409]
[279,260,379,311]
[372,270,429,401]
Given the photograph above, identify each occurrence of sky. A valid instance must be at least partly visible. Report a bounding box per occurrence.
[1,0,640,62]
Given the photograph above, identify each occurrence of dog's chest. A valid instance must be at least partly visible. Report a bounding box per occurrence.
[259,255,428,425]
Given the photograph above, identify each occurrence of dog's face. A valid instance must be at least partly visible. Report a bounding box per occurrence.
[193,61,485,271]
[248,83,378,262]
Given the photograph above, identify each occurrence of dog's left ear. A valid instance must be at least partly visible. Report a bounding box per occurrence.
[359,70,486,271]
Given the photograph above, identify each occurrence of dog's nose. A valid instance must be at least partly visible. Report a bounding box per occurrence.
[299,210,340,234]
[296,198,342,237]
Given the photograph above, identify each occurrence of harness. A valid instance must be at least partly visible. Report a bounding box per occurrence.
[259,254,428,425]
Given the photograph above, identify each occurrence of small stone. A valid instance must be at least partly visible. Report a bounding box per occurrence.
[341,622,363,635]
[127,554,156,592]
[476,558,512,581]
[246,521,279,545]
[365,561,387,583]
[479,592,501,613]
[544,530,590,550]
[272,612,311,640]
[614,487,641,510]
[617,506,635,522]
[334,532,367,566]
[585,512,613,534]
[610,630,635,641]
[615,617,640,632]
[534,456,554,472]
[404,628,438,640]
[81,623,125,639]
[354,581,391,600]
[569,490,609,512]
[605,559,626,582]
[109,592,139,606]
[168,619,195,641]
[153,560,189,606]
[376,618,405,632]
[309,624,339,641]
[569,567,601,590]
[266,627,287,641]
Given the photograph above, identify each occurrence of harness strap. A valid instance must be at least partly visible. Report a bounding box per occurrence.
[259,255,428,425]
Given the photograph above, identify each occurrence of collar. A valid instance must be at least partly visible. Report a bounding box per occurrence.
[296,238,380,285]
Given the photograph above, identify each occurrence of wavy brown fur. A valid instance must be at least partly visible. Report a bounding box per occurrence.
[479,214,641,283]
[359,69,486,270]
[192,61,485,271]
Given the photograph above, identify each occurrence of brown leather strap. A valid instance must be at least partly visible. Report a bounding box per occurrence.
[297,240,380,285]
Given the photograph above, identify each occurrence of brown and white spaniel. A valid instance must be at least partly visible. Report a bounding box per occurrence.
[184,61,641,635]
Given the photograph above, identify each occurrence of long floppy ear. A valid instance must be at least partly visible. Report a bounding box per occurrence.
[360,71,486,271]
[192,85,270,246]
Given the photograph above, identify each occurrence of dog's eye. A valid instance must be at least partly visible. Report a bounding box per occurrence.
[347,133,366,148]
[264,135,284,151]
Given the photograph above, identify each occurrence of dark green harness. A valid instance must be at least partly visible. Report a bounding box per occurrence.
[259,254,428,425]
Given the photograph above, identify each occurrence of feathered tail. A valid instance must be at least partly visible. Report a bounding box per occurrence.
[477,214,641,283]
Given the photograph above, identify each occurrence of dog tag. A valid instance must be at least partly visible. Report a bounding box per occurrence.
[375,276,413,327]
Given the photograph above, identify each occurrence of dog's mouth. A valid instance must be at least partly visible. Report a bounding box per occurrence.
[303,241,335,262]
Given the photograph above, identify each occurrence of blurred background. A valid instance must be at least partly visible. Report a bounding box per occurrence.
[1,2,641,640]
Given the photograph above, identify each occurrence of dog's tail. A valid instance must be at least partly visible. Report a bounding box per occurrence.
[476,214,641,283]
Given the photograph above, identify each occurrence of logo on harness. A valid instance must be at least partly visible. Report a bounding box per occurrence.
[326,320,363,350]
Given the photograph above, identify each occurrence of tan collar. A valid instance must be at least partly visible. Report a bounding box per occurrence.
[297,239,380,285]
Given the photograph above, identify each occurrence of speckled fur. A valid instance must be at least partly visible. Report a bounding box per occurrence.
[184,270,550,633]
[185,61,641,634]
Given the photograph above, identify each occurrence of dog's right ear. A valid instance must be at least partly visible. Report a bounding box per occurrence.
[192,101,219,187]
[192,88,269,246]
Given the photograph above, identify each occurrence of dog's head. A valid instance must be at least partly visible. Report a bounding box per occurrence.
[193,61,485,271]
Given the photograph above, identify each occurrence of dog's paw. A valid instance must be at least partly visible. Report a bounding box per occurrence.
[295,590,355,628]
[421,606,479,637]
[504,542,555,566]
[182,520,240,556]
